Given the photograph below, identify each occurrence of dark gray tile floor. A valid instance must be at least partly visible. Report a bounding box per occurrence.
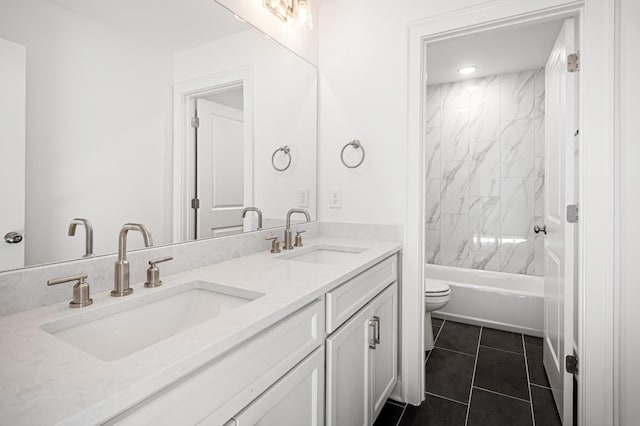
[373,319,562,426]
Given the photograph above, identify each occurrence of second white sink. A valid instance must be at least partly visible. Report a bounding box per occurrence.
[278,245,367,265]
[40,281,264,361]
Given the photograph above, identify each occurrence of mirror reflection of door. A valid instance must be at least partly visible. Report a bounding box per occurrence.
[0,38,26,271]
[194,87,245,239]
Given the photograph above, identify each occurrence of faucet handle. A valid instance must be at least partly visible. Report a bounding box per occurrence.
[145,257,173,288]
[294,230,306,247]
[47,274,93,308]
[265,235,281,254]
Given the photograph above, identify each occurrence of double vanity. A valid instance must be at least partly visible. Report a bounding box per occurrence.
[0,234,401,425]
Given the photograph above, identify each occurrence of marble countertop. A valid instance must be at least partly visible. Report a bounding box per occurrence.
[0,237,401,425]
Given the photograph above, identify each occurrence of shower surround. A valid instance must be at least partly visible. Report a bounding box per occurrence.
[425,69,545,276]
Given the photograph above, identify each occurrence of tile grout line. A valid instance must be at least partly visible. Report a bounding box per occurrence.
[386,399,406,408]
[425,319,446,365]
[530,382,552,390]
[473,385,532,404]
[426,391,469,406]
[394,403,407,426]
[479,344,526,356]
[432,345,477,358]
[464,326,483,426]
[522,333,536,426]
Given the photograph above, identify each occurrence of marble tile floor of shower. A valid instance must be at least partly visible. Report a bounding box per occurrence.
[375,319,562,426]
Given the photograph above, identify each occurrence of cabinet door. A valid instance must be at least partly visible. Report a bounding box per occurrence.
[369,282,398,422]
[227,347,324,426]
[326,306,371,426]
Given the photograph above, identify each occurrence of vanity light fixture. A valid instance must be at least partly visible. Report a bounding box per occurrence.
[263,0,313,31]
[458,66,477,75]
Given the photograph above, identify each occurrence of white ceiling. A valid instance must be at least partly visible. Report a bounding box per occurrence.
[47,0,250,53]
[426,20,564,85]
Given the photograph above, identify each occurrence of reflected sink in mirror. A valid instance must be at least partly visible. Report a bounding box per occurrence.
[278,245,368,265]
[40,281,264,361]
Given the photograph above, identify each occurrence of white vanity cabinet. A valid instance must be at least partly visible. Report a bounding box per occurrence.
[224,347,324,426]
[114,299,325,426]
[325,256,399,426]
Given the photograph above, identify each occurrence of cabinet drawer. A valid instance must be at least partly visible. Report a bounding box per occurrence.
[224,347,324,426]
[113,299,325,426]
[326,255,397,333]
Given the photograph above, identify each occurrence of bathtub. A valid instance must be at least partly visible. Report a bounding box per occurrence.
[425,264,543,337]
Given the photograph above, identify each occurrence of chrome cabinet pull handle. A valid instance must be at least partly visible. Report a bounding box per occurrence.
[4,232,23,244]
[369,316,381,349]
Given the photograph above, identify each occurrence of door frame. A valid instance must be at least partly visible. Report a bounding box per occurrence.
[173,66,254,242]
[405,1,617,424]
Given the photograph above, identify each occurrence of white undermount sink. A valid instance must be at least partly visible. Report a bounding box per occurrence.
[278,244,367,264]
[40,281,264,361]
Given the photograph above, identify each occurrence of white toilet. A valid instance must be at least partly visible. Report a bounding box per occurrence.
[424,278,451,351]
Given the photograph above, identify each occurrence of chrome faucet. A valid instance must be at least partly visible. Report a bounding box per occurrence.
[68,218,94,258]
[112,223,153,297]
[283,209,310,250]
[242,207,263,230]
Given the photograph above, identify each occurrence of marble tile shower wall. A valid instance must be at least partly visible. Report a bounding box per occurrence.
[424,69,545,276]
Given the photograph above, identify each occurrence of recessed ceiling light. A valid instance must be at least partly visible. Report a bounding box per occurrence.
[458,66,477,75]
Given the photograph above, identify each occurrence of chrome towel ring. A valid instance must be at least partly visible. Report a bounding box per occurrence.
[341,139,365,169]
[272,146,292,172]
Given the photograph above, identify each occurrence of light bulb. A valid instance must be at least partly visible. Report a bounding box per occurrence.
[295,0,313,31]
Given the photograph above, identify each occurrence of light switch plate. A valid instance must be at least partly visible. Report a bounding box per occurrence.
[298,188,309,208]
[329,188,342,208]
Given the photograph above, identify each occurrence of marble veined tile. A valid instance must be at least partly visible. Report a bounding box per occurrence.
[501,119,535,178]
[534,68,545,119]
[441,160,469,214]
[501,70,535,121]
[469,141,500,197]
[500,234,535,274]
[534,158,545,217]
[535,116,545,158]
[426,85,441,128]
[469,78,501,143]
[425,126,441,178]
[441,108,469,161]
[470,197,500,248]
[441,81,472,109]
[501,177,534,236]
[425,178,441,230]
[441,214,470,268]
[469,196,501,271]
[425,229,441,264]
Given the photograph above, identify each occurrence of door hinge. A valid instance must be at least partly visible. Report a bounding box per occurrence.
[191,198,200,209]
[191,117,200,128]
[567,204,579,223]
[566,354,578,374]
[567,52,580,72]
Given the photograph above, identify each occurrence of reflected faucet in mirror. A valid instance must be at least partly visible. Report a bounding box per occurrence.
[283,209,311,250]
[68,218,94,258]
[112,223,153,298]
[242,207,263,230]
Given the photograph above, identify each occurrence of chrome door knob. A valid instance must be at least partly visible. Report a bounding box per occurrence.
[4,232,23,244]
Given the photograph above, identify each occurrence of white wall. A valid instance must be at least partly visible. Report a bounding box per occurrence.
[618,0,640,423]
[0,0,174,266]
[317,0,489,225]
[174,30,318,225]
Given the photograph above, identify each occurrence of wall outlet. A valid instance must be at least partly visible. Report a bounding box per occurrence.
[298,188,309,208]
[329,188,342,208]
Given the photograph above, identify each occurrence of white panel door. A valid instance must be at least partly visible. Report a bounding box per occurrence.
[196,98,244,238]
[229,347,324,426]
[369,283,398,422]
[326,305,370,426]
[543,18,577,424]
[0,39,26,270]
